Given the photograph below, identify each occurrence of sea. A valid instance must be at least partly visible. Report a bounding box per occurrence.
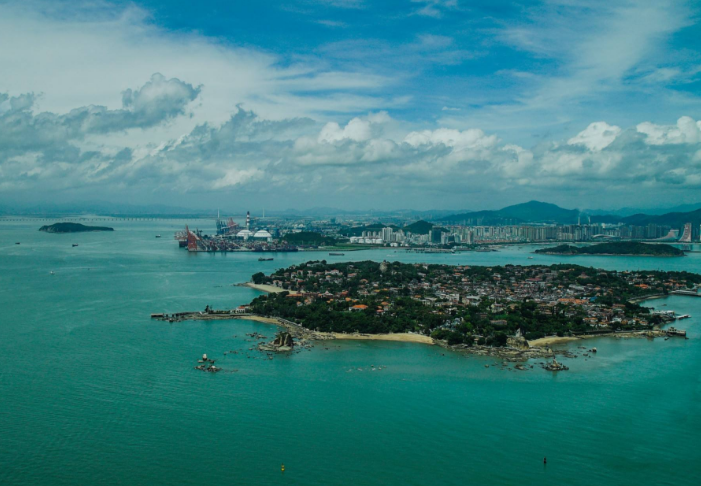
[1,219,699,486]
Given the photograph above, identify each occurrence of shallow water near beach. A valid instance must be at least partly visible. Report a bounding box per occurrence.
[1,219,700,485]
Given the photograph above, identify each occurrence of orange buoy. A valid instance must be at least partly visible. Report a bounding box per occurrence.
[281,464,285,472]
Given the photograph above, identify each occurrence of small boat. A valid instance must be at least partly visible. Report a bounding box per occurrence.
[155,235,161,238]
[50,271,55,275]
[258,257,274,261]
[15,242,20,245]
[72,244,79,247]
[527,256,534,259]
[329,252,345,256]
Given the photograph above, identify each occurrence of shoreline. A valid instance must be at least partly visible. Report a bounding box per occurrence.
[185,313,436,344]
[152,312,682,361]
[234,315,434,344]
[528,329,670,347]
[240,282,288,293]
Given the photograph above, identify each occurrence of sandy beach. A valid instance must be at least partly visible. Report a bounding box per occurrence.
[329,332,434,344]
[242,283,288,293]
[528,336,583,347]
[529,330,667,347]
[229,315,434,344]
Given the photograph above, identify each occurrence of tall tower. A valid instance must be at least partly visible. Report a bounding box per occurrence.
[246,211,250,231]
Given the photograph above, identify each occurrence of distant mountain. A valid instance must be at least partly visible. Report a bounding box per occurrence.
[584,203,701,217]
[268,207,468,219]
[402,220,435,235]
[627,209,701,227]
[499,201,580,223]
[441,201,580,225]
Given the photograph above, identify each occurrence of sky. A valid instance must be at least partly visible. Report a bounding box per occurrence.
[1,0,701,212]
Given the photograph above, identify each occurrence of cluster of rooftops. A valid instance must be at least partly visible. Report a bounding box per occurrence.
[248,261,695,329]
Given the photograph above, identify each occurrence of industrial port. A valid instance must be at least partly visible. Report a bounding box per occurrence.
[175,211,298,252]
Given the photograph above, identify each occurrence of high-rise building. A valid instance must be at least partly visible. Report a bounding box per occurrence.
[381,227,394,243]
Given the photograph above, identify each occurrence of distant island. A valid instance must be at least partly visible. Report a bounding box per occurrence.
[535,241,683,257]
[39,222,114,233]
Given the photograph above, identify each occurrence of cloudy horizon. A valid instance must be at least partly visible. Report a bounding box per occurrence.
[2,0,701,211]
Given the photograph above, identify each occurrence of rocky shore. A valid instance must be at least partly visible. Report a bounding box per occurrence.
[152,310,685,371]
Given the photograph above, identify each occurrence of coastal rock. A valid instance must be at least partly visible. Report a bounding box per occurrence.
[507,335,529,350]
[258,332,295,352]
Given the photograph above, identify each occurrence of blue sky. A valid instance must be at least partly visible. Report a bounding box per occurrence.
[1,0,701,211]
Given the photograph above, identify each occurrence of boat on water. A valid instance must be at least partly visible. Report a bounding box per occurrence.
[72,244,79,247]
[527,256,534,259]
[15,242,20,245]
[156,235,161,238]
[258,257,274,261]
[329,252,345,256]
[50,271,55,275]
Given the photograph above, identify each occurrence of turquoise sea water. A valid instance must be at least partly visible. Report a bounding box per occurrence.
[1,219,700,486]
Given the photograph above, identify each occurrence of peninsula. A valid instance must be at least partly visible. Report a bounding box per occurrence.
[535,241,683,257]
[39,222,114,233]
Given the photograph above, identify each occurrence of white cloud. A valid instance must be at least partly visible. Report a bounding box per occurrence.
[319,118,372,143]
[404,128,498,150]
[637,116,701,145]
[2,0,701,209]
[568,122,622,151]
[411,0,458,18]
[0,0,394,134]
[3,79,701,207]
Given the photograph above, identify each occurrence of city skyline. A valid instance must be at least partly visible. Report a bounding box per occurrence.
[2,0,701,210]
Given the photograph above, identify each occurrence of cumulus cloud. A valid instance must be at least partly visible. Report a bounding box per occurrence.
[2,75,701,208]
[0,74,198,151]
[567,122,622,151]
[319,118,372,143]
[636,116,701,145]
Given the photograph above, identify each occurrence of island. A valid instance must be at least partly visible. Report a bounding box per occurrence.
[535,241,684,257]
[39,222,114,233]
[243,260,696,343]
[153,260,695,365]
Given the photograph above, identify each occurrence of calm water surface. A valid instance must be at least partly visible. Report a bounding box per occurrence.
[1,219,700,485]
